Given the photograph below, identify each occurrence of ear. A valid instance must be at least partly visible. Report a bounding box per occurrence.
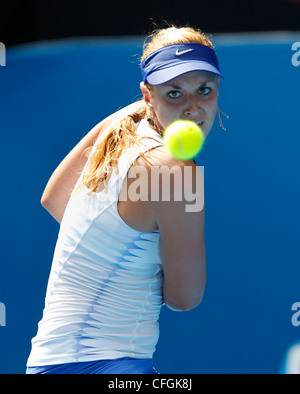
[140,82,151,104]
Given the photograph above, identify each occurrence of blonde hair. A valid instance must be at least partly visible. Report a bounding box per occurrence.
[141,26,214,61]
[80,26,214,192]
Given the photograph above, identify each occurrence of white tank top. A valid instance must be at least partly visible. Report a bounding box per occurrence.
[27,119,164,366]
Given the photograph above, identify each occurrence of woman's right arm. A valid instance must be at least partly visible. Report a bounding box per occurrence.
[41,121,102,223]
[150,150,206,311]
[41,102,140,223]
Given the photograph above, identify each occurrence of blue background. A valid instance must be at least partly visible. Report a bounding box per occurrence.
[0,33,299,374]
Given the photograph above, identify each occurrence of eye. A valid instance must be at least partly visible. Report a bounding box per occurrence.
[168,91,182,99]
[199,87,212,95]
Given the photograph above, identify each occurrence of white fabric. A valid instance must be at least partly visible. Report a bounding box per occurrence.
[27,120,164,366]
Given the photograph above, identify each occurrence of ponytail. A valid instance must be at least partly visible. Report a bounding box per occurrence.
[79,101,151,192]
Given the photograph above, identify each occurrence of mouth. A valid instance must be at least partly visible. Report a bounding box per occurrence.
[195,120,204,127]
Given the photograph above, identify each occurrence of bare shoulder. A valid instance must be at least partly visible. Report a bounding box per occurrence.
[83,101,143,158]
[101,101,143,129]
[135,146,204,212]
[141,144,196,168]
[88,101,143,143]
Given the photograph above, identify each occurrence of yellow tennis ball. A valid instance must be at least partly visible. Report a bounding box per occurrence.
[163,120,205,160]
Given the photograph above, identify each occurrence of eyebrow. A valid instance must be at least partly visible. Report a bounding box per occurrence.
[163,80,216,89]
[164,84,182,89]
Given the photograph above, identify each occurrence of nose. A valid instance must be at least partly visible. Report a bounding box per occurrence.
[183,95,202,119]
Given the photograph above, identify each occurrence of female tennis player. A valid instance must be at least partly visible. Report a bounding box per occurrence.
[26,25,223,374]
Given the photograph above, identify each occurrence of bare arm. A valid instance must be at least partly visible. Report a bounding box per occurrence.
[150,150,206,311]
[41,122,101,222]
[41,102,141,222]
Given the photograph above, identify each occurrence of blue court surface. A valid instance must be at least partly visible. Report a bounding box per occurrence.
[0,32,299,374]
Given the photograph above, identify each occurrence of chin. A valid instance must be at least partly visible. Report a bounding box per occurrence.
[203,127,212,138]
[200,125,208,137]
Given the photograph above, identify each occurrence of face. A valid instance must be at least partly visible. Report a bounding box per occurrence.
[141,71,219,137]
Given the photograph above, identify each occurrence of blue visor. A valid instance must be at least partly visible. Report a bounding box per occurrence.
[141,43,223,85]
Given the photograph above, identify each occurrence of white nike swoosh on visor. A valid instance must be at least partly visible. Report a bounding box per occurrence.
[175,49,194,56]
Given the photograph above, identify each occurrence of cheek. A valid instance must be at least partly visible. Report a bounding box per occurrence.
[210,102,218,118]
[204,95,218,117]
[153,100,178,129]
